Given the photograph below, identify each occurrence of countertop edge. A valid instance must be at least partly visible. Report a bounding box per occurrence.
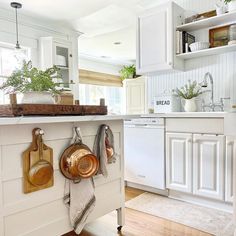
[0,112,228,126]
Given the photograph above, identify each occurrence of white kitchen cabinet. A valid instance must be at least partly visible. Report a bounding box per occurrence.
[40,37,73,89]
[193,134,225,201]
[125,77,146,114]
[166,133,192,193]
[136,2,184,75]
[225,137,234,203]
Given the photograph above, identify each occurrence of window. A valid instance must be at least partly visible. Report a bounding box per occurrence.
[79,84,124,114]
[0,44,30,104]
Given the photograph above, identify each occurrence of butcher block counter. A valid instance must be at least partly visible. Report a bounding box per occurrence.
[0,115,135,236]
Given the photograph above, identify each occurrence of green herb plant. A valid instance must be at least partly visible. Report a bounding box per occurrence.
[224,0,233,3]
[0,61,61,94]
[119,64,136,81]
[175,80,203,100]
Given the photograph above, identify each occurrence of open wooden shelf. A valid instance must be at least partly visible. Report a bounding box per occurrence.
[176,44,236,59]
[177,11,236,31]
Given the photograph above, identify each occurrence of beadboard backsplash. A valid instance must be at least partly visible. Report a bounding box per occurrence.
[147,0,236,109]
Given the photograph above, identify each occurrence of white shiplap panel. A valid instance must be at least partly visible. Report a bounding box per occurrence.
[148,52,236,108]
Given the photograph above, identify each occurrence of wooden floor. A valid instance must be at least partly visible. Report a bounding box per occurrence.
[63,187,212,236]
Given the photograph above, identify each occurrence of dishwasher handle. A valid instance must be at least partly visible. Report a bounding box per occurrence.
[125,124,164,129]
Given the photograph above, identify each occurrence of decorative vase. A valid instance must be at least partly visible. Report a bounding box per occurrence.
[21,91,55,104]
[182,98,197,112]
[228,1,236,12]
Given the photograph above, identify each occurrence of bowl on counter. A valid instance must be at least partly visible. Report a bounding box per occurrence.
[190,42,210,52]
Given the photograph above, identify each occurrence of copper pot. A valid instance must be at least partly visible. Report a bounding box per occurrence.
[28,129,54,186]
[60,142,99,180]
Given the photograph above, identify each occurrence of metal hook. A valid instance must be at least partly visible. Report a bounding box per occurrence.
[74,127,83,144]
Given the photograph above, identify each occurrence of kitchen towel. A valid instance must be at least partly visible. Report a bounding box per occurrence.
[93,124,117,177]
[64,178,96,234]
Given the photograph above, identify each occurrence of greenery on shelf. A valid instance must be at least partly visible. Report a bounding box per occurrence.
[0,61,62,94]
[224,0,234,3]
[119,64,137,81]
[175,80,203,100]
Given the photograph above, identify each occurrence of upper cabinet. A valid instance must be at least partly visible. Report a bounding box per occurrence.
[40,37,74,89]
[136,2,184,75]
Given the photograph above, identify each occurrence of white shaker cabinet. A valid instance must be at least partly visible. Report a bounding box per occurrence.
[125,77,146,114]
[193,135,225,201]
[136,2,184,75]
[225,137,234,203]
[166,133,192,193]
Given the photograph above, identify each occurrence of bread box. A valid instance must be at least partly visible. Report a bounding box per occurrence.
[154,94,181,113]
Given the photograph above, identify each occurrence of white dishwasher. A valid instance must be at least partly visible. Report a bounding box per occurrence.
[124,118,166,190]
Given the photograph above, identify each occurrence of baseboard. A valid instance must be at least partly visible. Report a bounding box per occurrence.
[125,181,168,196]
[169,190,233,213]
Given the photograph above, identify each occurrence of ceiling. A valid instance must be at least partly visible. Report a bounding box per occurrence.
[0,0,167,64]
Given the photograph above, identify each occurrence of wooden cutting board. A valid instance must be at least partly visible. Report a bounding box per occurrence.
[23,128,54,194]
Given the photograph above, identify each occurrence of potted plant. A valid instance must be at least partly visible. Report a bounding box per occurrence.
[175,80,203,112]
[0,61,61,104]
[119,64,137,81]
[225,0,236,12]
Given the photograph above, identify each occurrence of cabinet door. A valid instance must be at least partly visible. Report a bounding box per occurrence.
[53,42,73,88]
[193,135,225,200]
[225,137,234,203]
[136,3,172,74]
[126,78,145,114]
[166,133,192,193]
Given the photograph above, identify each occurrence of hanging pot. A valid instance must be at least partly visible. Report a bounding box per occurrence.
[28,129,54,186]
[59,128,99,180]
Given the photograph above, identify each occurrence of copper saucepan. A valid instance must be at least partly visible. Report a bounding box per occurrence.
[59,128,99,180]
[28,129,54,186]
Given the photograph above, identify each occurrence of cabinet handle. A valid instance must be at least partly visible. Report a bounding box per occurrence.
[137,174,146,178]
[70,54,72,58]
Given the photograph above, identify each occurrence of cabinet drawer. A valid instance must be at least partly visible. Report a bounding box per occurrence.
[166,118,224,134]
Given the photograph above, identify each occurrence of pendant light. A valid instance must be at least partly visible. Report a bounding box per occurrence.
[10,2,26,68]
[11,2,22,49]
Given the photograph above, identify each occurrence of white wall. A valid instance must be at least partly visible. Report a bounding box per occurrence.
[147,0,236,109]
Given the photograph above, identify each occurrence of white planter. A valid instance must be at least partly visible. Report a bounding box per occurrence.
[182,98,197,112]
[228,1,236,12]
[21,91,55,104]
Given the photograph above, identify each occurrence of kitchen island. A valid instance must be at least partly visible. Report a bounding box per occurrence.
[0,115,137,236]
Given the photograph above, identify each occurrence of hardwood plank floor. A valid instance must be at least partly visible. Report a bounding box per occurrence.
[63,187,212,236]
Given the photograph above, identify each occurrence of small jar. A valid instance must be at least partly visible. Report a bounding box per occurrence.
[228,24,236,45]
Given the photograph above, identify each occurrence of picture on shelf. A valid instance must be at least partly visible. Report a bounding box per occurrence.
[209,25,230,48]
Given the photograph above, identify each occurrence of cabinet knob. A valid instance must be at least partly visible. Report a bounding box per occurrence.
[70,54,72,58]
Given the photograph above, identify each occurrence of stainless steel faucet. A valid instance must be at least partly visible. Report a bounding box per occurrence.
[201,72,230,111]
[201,72,214,107]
